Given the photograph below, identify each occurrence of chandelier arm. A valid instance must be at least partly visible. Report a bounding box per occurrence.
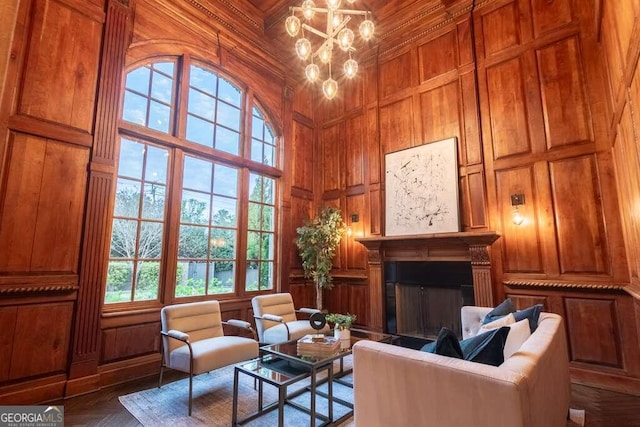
[334,9,369,16]
[301,23,330,40]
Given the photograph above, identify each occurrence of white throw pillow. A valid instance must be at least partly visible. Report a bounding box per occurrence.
[478,316,531,360]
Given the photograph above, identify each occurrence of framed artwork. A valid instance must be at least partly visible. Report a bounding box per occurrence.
[385,137,460,236]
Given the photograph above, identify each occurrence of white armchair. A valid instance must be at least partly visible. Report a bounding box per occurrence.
[159,300,259,415]
[251,293,330,344]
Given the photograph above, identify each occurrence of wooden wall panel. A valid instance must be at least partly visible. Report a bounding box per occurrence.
[0,135,88,273]
[19,0,102,133]
[289,196,313,270]
[0,307,17,382]
[346,194,366,270]
[420,82,461,146]
[460,72,482,165]
[379,51,413,99]
[565,298,622,368]
[550,156,608,275]
[321,124,342,193]
[496,166,543,273]
[481,1,521,56]
[348,283,369,326]
[345,115,364,188]
[486,57,531,159]
[600,5,625,107]
[0,0,19,107]
[531,0,573,38]
[101,323,160,363]
[418,30,457,83]
[10,303,73,379]
[366,107,380,184]
[467,171,487,228]
[379,97,414,154]
[536,37,591,149]
[293,83,314,120]
[292,120,314,192]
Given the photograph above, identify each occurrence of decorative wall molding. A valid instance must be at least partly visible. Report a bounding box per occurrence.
[0,284,78,294]
[504,280,627,291]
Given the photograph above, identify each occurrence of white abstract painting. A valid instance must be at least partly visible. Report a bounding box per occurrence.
[385,137,460,236]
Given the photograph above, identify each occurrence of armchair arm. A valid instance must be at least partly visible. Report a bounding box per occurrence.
[259,313,284,323]
[162,329,190,342]
[224,319,258,341]
[297,307,321,315]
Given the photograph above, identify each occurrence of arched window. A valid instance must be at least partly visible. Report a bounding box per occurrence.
[104,57,280,306]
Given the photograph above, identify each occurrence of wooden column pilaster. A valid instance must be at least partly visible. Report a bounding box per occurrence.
[469,244,494,307]
[67,0,134,396]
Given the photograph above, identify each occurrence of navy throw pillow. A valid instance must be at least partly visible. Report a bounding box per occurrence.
[459,326,510,366]
[513,304,543,332]
[421,327,463,359]
[482,298,516,324]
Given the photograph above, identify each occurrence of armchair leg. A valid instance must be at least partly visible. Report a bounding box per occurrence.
[158,364,164,389]
[188,372,193,416]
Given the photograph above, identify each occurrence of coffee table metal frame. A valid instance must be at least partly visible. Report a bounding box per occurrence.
[232,328,394,427]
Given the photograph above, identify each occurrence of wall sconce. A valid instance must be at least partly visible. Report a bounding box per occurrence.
[510,193,525,226]
[347,213,359,237]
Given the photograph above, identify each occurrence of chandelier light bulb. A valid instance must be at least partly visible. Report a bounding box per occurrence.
[338,28,354,51]
[305,63,320,82]
[285,15,301,37]
[326,0,342,10]
[359,19,375,40]
[322,77,338,99]
[344,58,358,78]
[332,12,343,29]
[295,38,312,60]
[319,45,332,64]
[302,0,316,20]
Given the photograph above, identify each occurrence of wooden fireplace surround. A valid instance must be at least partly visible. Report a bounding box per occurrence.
[355,231,500,332]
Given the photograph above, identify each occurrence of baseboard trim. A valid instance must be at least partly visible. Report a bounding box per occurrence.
[0,374,67,404]
[570,367,640,396]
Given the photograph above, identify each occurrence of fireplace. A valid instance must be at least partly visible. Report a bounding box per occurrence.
[385,261,474,346]
[355,231,500,340]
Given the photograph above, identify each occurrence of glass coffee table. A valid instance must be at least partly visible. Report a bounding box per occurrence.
[232,328,394,426]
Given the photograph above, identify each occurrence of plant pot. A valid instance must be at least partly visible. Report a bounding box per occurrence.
[334,328,351,349]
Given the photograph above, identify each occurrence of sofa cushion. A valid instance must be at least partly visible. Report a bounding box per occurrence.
[420,327,463,358]
[513,304,543,332]
[460,326,510,366]
[482,298,516,324]
[478,317,531,359]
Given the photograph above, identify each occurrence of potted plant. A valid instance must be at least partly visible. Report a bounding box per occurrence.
[326,313,357,349]
[296,207,346,310]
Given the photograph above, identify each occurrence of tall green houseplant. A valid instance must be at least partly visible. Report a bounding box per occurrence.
[296,207,346,310]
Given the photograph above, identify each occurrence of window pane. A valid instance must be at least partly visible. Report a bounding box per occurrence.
[183,156,212,192]
[186,115,214,148]
[125,67,150,92]
[153,62,174,76]
[134,260,160,301]
[251,138,263,163]
[151,71,173,103]
[263,177,274,204]
[181,190,211,224]
[209,261,234,294]
[114,179,141,218]
[264,145,274,167]
[248,174,262,202]
[148,101,170,133]
[212,196,237,227]
[259,262,273,290]
[252,115,264,139]
[122,90,148,125]
[142,183,165,220]
[216,101,241,130]
[110,219,137,258]
[145,145,168,184]
[260,233,273,259]
[188,88,215,121]
[218,77,242,107]
[265,125,275,144]
[118,139,145,179]
[213,164,238,196]
[190,65,217,96]
[248,201,261,231]
[105,261,133,303]
[178,225,208,258]
[246,261,259,291]
[175,261,207,297]
[262,206,274,232]
[210,228,235,259]
[214,125,239,155]
[139,221,163,258]
[247,231,260,260]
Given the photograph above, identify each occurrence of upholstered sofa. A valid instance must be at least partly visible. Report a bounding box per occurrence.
[352,306,571,427]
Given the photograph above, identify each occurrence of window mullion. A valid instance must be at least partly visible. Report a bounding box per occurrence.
[236,168,250,297]
[161,148,183,304]
[175,55,190,140]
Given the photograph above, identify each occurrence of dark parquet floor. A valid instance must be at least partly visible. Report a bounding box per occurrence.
[55,373,640,427]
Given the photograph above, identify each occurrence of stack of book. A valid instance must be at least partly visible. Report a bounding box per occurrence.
[297,334,340,357]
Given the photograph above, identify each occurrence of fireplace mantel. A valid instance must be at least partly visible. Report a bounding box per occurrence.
[355,231,500,332]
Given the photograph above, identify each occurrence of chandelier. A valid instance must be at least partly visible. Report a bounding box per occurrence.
[285,0,375,100]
